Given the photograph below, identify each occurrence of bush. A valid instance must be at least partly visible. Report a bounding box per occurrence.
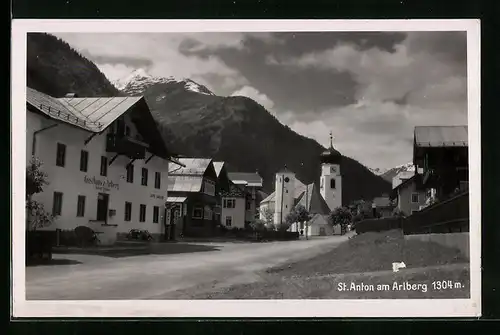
[392,208,406,218]
[26,157,55,231]
[328,206,353,231]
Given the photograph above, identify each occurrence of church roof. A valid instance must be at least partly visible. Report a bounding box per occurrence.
[295,183,332,215]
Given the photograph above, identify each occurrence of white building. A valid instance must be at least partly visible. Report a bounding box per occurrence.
[26,88,182,245]
[259,133,344,236]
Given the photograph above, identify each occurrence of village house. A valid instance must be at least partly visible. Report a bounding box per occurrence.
[26,87,182,245]
[227,172,265,226]
[165,158,220,237]
[413,125,469,201]
[391,174,427,216]
[370,195,396,218]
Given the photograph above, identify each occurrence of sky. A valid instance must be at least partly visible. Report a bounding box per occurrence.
[53,31,468,170]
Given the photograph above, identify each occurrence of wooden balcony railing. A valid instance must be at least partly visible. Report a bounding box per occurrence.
[106,133,148,159]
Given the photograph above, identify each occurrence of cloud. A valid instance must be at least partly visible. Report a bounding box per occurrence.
[271,32,467,110]
[266,32,467,168]
[53,32,251,93]
[231,86,275,111]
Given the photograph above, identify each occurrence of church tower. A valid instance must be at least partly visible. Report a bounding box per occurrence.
[274,165,296,226]
[320,132,342,211]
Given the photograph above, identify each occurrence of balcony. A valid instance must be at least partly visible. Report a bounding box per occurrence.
[106,133,149,159]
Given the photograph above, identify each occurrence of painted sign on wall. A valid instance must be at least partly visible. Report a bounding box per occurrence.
[84,175,120,192]
[150,194,165,200]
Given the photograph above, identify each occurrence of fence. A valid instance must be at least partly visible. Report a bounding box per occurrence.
[355,217,403,234]
[402,191,469,235]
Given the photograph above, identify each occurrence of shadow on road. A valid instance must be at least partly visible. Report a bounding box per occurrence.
[52,243,221,258]
[26,258,83,267]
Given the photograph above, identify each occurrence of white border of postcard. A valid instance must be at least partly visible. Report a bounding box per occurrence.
[11,19,481,318]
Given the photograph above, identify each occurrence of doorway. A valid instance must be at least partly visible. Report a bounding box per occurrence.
[96,193,109,223]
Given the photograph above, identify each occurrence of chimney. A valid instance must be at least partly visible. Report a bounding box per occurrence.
[65,93,77,98]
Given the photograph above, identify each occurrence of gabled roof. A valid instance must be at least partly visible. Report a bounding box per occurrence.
[213,162,225,177]
[393,174,422,192]
[227,172,263,187]
[26,87,176,161]
[414,125,468,148]
[295,183,331,215]
[167,175,203,193]
[27,87,142,133]
[221,183,246,198]
[170,158,213,176]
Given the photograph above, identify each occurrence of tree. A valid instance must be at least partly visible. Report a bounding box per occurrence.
[285,205,312,237]
[26,157,55,231]
[259,206,275,230]
[328,206,352,233]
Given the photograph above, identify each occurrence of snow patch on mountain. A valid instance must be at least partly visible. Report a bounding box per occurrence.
[113,68,215,96]
[368,167,390,176]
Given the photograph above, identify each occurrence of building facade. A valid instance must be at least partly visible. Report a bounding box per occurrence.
[227,172,264,227]
[26,88,179,244]
[393,175,427,216]
[166,158,219,237]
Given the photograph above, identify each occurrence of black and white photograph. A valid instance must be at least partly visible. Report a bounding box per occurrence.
[11,20,481,318]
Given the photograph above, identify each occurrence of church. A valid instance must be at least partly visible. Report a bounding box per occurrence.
[259,133,343,236]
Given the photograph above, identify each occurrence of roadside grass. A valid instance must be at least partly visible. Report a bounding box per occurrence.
[267,229,468,277]
[198,264,470,299]
[191,230,470,299]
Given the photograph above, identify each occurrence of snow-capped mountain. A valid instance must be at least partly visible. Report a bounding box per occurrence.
[380,162,418,183]
[113,68,215,96]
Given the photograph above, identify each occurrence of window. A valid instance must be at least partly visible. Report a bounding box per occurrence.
[124,202,132,221]
[330,178,336,189]
[153,206,159,223]
[76,195,86,217]
[223,199,236,208]
[56,143,66,167]
[320,177,324,189]
[204,206,212,220]
[154,172,161,189]
[126,164,134,183]
[100,156,108,176]
[141,168,148,186]
[203,179,216,196]
[80,150,89,172]
[139,204,146,222]
[52,192,63,216]
[411,193,419,203]
[192,206,203,219]
[225,216,232,227]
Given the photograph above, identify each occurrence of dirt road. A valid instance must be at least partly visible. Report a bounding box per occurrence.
[26,235,349,300]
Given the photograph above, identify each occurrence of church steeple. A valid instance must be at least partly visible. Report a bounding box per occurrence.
[320,131,342,165]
